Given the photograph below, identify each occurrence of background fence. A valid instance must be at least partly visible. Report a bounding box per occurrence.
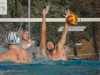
[0,0,100,60]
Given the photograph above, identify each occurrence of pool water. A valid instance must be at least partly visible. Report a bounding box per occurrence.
[0,58,100,75]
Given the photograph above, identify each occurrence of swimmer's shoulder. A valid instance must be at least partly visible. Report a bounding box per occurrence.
[20,48,30,61]
[21,48,27,52]
[0,49,12,59]
[21,48,29,55]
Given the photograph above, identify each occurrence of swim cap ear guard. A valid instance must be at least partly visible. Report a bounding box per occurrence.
[6,32,20,45]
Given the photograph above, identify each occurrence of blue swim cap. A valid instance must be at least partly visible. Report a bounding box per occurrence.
[6,32,20,45]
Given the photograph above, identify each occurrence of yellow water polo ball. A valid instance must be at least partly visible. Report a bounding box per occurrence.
[67,14,78,25]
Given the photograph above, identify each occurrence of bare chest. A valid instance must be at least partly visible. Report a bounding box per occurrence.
[48,50,67,60]
[48,52,60,60]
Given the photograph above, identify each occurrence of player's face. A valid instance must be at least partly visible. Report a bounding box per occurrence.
[22,31,29,41]
[46,41,55,51]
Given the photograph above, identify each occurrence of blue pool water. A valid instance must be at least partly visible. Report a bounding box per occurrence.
[0,58,100,75]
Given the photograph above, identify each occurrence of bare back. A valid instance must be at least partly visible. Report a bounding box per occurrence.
[0,47,30,63]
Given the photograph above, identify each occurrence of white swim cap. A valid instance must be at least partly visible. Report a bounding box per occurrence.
[6,32,20,45]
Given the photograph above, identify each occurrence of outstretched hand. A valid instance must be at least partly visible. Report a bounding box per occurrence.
[63,9,70,18]
[42,5,50,15]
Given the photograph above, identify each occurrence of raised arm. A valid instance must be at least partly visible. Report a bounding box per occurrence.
[57,9,70,48]
[40,5,49,57]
